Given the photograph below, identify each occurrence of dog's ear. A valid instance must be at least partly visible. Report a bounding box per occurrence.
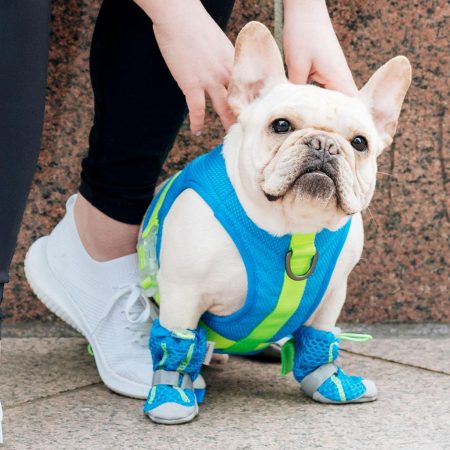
[358,56,412,150]
[228,21,287,115]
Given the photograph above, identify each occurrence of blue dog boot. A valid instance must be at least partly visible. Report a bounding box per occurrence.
[144,319,207,424]
[293,326,377,404]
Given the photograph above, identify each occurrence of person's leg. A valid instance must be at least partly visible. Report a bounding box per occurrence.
[76,0,236,261]
[25,0,235,399]
[0,0,51,316]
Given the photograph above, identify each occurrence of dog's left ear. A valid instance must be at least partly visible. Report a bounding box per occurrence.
[228,21,287,116]
[358,56,412,150]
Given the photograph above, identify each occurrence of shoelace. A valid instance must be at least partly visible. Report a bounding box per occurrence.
[337,332,372,342]
[91,283,159,350]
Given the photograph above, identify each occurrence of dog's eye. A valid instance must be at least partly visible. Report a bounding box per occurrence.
[351,136,368,152]
[271,119,292,134]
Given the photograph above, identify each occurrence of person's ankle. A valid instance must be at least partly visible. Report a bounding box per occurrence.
[73,194,139,262]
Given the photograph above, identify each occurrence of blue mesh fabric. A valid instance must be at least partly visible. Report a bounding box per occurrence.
[150,319,206,380]
[144,385,196,412]
[293,326,340,382]
[317,368,366,402]
[270,226,350,343]
[141,145,351,352]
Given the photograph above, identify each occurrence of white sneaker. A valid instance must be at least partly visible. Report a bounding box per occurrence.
[24,195,158,399]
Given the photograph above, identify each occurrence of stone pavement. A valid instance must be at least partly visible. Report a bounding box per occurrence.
[2,323,450,450]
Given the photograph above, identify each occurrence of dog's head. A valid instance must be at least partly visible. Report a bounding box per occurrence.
[223,22,411,234]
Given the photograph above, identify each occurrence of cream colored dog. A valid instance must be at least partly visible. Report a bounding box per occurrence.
[157,23,411,332]
[143,22,411,423]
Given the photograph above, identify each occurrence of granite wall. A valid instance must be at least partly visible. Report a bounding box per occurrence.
[4,0,449,323]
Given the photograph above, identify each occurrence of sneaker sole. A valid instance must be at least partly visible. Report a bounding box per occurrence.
[24,236,151,399]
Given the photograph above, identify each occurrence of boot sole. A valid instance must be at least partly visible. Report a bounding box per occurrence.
[145,404,199,425]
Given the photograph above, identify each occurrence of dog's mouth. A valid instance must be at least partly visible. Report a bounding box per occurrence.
[264,164,338,203]
[293,170,336,202]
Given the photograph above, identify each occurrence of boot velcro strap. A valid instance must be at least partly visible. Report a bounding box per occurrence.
[301,363,338,397]
[152,369,193,390]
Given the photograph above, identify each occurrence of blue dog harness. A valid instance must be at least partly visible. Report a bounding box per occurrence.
[139,145,351,355]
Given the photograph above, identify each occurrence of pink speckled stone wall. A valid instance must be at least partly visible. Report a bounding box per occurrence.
[3,0,449,323]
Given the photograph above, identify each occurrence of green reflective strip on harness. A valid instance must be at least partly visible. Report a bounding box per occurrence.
[141,173,181,240]
[138,173,181,292]
[201,233,317,354]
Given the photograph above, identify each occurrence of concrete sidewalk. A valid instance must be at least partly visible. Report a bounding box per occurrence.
[2,323,450,450]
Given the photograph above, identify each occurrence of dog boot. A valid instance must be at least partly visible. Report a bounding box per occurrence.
[293,326,377,404]
[144,319,206,424]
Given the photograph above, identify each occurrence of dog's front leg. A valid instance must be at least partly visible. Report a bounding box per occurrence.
[291,282,378,404]
[293,283,377,403]
[143,188,244,423]
[144,283,207,424]
[291,215,377,404]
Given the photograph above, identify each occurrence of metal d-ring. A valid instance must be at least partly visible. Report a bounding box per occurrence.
[285,251,319,281]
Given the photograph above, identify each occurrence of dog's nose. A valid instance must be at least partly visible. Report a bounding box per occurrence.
[307,134,339,156]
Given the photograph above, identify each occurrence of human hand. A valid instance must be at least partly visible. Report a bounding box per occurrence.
[283,0,357,96]
[135,0,236,135]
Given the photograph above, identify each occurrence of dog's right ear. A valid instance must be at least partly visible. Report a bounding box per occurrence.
[228,22,287,116]
[358,56,412,151]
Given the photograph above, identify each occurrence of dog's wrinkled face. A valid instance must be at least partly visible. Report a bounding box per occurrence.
[249,86,379,216]
[225,22,411,234]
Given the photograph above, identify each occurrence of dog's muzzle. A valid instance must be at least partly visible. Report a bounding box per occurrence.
[264,133,341,202]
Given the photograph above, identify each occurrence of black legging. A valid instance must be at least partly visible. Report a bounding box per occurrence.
[0,0,235,299]
[81,0,235,224]
[0,0,52,305]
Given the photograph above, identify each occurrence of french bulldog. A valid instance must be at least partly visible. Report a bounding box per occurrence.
[140,21,411,424]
